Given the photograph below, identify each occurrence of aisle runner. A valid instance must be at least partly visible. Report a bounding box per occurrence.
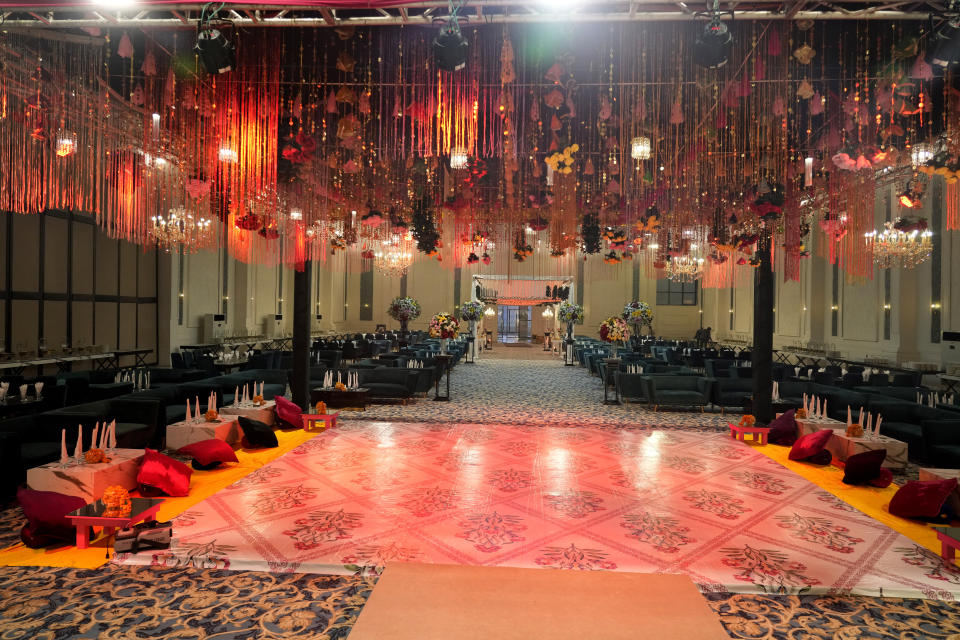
[117,422,960,599]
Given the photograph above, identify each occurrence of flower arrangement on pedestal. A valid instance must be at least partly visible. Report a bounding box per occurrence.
[622,301,653,336]
[388,296,421,331]
[598,316,631,344]
[429,312,460,339]
[459,301,485,322]
[557,301,584,325]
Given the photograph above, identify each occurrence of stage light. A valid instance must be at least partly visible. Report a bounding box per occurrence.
[218,147,237,163]
[693,18,732,69]
[195,22,235,75]
[927,18,960,68]
[432,19,468,72]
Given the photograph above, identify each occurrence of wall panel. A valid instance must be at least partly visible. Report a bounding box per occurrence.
[71,301,94,349]
[10,300,39,353]
[94,301,117,350]
[119,242,138,297]
[43,301,68,349]
[119,303,137,349]
[72,223,94,295]
[95,236,118,296]
[43,216,68,294]
[11,214,40,291]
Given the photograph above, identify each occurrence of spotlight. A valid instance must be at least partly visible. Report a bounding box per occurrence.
[927,17,960,68]
[693,18,732,69]
[194,20,235,74]
[432,19,468,72]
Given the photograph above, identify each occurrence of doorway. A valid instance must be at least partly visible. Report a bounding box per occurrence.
[497,305,532,343]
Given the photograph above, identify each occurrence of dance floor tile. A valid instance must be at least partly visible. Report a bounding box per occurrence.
[117,421,960,598]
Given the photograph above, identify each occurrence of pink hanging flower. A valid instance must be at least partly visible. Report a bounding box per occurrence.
[669,102,684,124]
[141,51,157,76]
[326,90,337,114]
[767,28,781,56]
[117,32,134,59]
[809,92,825,115]
[186,179,210,200]
[544,62,565,84]
[772,96,786,117]
[911,54,934,81]
[598,95,612,121]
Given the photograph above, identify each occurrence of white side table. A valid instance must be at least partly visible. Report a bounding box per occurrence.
[27,449,145,501]
[166,417,240,450]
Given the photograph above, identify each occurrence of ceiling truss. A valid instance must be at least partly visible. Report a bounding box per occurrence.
[0,1,940,30]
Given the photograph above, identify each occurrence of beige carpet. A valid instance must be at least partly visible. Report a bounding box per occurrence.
[350,563,728,640]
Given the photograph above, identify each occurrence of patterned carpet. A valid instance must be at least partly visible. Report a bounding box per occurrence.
[1,563,959,639]
[347,356,733,430]
[1,355,956,636]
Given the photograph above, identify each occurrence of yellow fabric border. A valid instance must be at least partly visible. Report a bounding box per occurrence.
[756,441,942,556]
[0,427,316,569]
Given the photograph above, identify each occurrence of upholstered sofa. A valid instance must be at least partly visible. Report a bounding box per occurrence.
[615,372,650,405]
[646,375,714,411]
[921,420,960,467]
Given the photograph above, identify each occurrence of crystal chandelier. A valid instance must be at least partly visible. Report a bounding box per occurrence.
[630,136,651,160]
[148,207,215,253]
[374,235,414,277]
[864,220,933,269]
[664,255,705,282]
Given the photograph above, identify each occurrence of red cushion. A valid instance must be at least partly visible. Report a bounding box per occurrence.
[178,439,238,468]
[788,429,833,461]
[842,449,886,485]
[137,448,192,497]
[17,486,86,548]
[768,409,798,446]
[274,395,303,429]
[889,478,958,519]
[868,468,894,489]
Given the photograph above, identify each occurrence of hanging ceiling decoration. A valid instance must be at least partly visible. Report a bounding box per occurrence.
[865,219,933,269]
[0,12,956,278]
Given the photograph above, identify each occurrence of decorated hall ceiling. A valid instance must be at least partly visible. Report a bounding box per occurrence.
[0,4,958,283]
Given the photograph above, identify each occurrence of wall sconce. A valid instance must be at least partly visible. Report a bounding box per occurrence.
[831,305,839,311]
[883,304,891,310]
[931,302,942,310]
[802,306,807,311]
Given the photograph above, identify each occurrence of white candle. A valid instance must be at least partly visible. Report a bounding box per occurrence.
[109,420,116,449]
[186,400,192,422]
[866,412,873,436]
[195,397,200,419]
[234,386,239,406]
[91,422,99,451]
[875,416,882,436]
[858,407,863,426]
[74,427,82,460]
[60,429,68,465]
[823,399,827,419]
[847,406,851,426]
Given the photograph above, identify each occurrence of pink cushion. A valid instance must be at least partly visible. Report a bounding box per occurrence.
[768,409,797,446]
[178,439,238,469]
[788,429,833,461]
[889,478,958,520]
[137,448,192,497]
[17,486,86,548]
[274,395,303,429]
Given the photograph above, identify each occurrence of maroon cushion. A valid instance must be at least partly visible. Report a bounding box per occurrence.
[768,409,798,446]
[17,486,86,548]
[842,449,886,485]
[805,449,833,465]
[868,468,894,489]
[274,395,303,430]
[889,478,958,519]
[137,448,192,497]
[178,439,238,470]
[788,429,833,461]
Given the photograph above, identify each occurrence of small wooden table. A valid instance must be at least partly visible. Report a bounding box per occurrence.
[729,422,771,445]
[302,412,339,432]
[66,497,164,549]
[936,527,960,564]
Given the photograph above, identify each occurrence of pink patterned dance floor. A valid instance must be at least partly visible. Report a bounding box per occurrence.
[119,421,960,599]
